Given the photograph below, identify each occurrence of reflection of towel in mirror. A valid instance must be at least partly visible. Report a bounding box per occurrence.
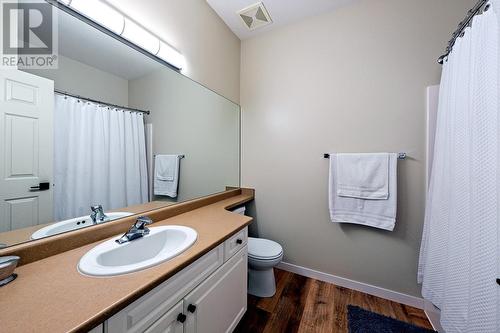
[154,155,180,198]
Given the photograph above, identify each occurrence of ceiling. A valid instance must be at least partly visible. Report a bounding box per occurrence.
[206,0,357,40]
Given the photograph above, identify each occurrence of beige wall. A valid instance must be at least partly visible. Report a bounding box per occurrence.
[106,0,241,104]
[129,68,240,203]
[240,0,475,297]
[24,55,129,106]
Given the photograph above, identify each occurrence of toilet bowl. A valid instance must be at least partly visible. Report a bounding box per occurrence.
[232,206,284,297]
[247,237,283,297]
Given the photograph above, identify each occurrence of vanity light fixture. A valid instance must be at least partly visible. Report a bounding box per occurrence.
[70,0,124,34]
[57,0,185,70]
[157,41,185,70]
[121,17,160,55]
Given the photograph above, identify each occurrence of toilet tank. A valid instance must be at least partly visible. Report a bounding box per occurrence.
[232,206,246,215]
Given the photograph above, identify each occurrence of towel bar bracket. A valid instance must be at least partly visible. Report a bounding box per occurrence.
[323,153,407,160]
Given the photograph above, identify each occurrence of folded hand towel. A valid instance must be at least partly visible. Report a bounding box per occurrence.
[154,155,180,198]
[336,153,389,200]
[329,153,397,231]
[155,155,176,181]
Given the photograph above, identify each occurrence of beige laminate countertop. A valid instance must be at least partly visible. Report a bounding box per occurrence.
[0,192,253,333]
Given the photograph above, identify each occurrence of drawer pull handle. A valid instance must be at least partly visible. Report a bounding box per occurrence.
[236,238,243,245]
[187,304,197,313]
[177,313,187,323]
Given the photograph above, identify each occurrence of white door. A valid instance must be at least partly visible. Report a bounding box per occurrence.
[184,248,247,333]
[0,70,54,232]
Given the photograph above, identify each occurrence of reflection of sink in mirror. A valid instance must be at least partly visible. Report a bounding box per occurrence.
[78,226,197,277]
[30,212,133,240]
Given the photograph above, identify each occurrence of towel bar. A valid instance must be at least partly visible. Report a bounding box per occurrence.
[323,153,407,160]
[154,154,185,159]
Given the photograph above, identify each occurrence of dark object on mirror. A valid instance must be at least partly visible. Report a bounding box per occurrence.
[496,278,500,286]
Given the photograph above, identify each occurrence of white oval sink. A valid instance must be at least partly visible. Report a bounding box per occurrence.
[31,212,133,240]
[78,226,198,277]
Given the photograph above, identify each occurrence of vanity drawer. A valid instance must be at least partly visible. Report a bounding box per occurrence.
[224,227,247,262]
[106,245,224,333]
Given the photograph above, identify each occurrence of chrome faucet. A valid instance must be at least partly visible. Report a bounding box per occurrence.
[90,205,109,224]
[116,216,153,244]
[0,256,19,287]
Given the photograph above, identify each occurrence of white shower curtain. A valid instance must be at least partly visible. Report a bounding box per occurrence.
[418,2,500,332]
[54,95,148,221]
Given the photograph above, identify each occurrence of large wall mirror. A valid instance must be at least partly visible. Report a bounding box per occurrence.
[0,2,240,248]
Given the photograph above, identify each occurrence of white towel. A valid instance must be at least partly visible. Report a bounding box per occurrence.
[154,155,180,198]
[155,154,176,181]
[336,153,389,199]
[329,153,397,231]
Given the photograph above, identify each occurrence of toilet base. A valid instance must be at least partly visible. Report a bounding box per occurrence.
[248,267,276,298]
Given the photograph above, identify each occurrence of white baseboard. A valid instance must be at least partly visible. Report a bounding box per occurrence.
[277,261,425,309]
[424,300,443,332]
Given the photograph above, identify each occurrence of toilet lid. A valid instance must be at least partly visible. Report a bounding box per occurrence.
[248,237,283,260]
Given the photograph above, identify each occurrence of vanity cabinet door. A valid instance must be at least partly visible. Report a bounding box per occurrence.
[183,247,247,333]
[143,301,184,333]
[106,245,224,333]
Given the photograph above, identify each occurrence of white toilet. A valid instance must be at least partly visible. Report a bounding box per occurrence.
[233,207,283,298]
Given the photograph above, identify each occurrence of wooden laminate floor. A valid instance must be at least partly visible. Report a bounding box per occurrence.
[234,269,433,333]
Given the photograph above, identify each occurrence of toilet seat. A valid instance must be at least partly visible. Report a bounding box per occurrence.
[248,237,283,260]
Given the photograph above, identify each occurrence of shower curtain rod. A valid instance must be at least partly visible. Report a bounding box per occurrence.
[54,89,151,115]
[437,0,489,64]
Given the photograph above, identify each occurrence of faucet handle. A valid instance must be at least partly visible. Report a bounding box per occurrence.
[134,216,153,229]
[91,205,103,213]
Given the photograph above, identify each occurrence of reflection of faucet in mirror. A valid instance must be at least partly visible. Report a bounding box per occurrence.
[90,205,110,225]
[116,216,153,244]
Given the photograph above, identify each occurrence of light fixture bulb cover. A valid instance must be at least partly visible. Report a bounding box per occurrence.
[121,18,160,55]
[70,0,124,34]
[157,41,185,70]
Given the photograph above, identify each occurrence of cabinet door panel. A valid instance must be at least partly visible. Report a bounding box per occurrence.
[144,301,183,333]
[106,245,223,333]
[184,247,247,333]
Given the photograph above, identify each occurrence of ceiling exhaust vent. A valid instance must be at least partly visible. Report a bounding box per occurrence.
[237,2,272,31]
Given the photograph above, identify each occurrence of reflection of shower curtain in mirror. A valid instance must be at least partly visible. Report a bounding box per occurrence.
[53,95,148,221]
